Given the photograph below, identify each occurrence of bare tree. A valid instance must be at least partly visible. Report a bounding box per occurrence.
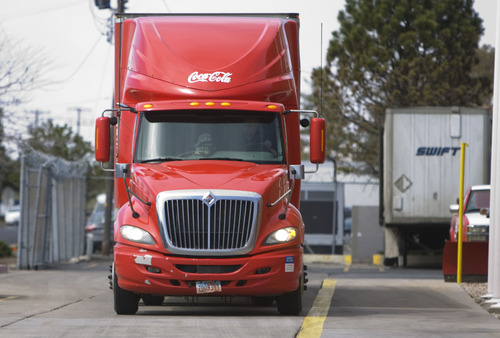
[0,33,53,107]
[0,31,54,193]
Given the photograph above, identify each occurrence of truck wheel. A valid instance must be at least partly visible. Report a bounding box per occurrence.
[142,294,165,306]
[113,272,140,314]
[276,273,303,315]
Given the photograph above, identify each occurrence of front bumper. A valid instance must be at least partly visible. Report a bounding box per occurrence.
[114,243,302,297]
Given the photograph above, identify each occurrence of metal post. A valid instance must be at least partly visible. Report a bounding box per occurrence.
[457,142,468,283]
[102,172,114,255]
[86,234,94,259]
[17,155,26,269]
[487,0,500,300]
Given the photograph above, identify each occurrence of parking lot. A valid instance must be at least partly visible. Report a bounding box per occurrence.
[1,255,500,337]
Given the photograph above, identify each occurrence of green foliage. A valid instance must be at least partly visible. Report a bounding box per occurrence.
[305,0,493,177]
[472,44,495,107]
[27,120,92,161]
[0,240,13,258]
[0,108,11,190]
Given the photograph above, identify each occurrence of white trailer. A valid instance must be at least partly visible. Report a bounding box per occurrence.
[382,107,491,265]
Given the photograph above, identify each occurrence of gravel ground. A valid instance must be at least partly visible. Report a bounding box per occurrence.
[461,283,500,320]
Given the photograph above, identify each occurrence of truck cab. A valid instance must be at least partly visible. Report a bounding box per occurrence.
[95,14,325,315]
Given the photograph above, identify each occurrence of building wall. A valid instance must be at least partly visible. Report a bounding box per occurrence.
[351,206,384,262]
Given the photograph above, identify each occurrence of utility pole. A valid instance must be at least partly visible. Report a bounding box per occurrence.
[97,0,128,256]
[24,110,46,128]
[69,107,90,136]
[118,0,128,13]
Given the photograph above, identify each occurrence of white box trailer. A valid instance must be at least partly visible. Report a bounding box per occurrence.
[382,107,491,265]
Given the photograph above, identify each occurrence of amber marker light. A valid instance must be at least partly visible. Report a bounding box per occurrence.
[143,104,153,109]
[221,102,231,107]
[267,105,277,109]
[190,102,200,106]
[205,102,215,106]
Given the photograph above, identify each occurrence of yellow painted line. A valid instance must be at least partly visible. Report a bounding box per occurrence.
[372,254,385,272]
[86,262,99,269]
[297,279,337,338]
[344,254,352,272]
[0,296,18,303]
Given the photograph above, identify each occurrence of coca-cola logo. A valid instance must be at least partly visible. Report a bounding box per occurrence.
[188,71,233,84]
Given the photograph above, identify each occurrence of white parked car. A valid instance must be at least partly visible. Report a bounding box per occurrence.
[449,185,490,242]
[4,205,20,226]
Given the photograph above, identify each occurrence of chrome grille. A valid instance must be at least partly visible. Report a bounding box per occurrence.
[157,190,261,256]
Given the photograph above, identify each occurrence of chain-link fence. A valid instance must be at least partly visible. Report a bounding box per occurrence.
[17,149,88,269]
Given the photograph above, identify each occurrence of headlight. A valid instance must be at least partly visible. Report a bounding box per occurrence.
[120,225,155,245]
[264,227,297,245]
[466,225,489,242]
[467,225,488,234]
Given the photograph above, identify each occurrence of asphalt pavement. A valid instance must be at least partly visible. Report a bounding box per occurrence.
[1,254,500,337]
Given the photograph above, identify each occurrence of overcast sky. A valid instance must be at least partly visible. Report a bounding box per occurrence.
[0,0,496,147]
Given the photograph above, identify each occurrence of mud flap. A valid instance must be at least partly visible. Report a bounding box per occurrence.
[442,241,488,282]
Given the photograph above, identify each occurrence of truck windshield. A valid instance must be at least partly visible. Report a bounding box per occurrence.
[135,110,285,164]
[465,189,490,213]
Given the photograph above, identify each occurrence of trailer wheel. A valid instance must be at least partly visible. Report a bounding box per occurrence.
[276,272,303,315]
[142,294,165,306]
[113,271,140,315]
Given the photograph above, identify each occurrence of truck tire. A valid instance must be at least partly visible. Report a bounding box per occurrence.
[276,272,303,315]
[142,294,165,306]
[113,272,140,315]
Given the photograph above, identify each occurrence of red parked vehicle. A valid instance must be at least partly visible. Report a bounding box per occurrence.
[449,185,490,242]
[95,13,325,315]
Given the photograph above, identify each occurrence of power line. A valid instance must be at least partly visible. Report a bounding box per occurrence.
[160,0,172,12]
[0,0,82,22]
[59,35,104,83]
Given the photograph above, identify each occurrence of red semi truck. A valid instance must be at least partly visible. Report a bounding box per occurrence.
[95,13,325,315]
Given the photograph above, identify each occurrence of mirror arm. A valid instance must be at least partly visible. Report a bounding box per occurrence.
[122,176,140,219]
[116,164,144,218]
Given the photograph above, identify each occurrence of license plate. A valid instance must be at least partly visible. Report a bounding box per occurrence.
[196,281,222,294]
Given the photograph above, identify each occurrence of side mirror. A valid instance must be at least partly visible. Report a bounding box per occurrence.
[480,208,490,218]
[95,117,111,162]
[310,117,326,164]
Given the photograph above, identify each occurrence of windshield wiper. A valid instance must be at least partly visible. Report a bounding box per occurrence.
[140,157,184,163]
[198,157,244,161]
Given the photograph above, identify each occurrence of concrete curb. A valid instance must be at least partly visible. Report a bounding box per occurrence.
[303,254,345,264]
